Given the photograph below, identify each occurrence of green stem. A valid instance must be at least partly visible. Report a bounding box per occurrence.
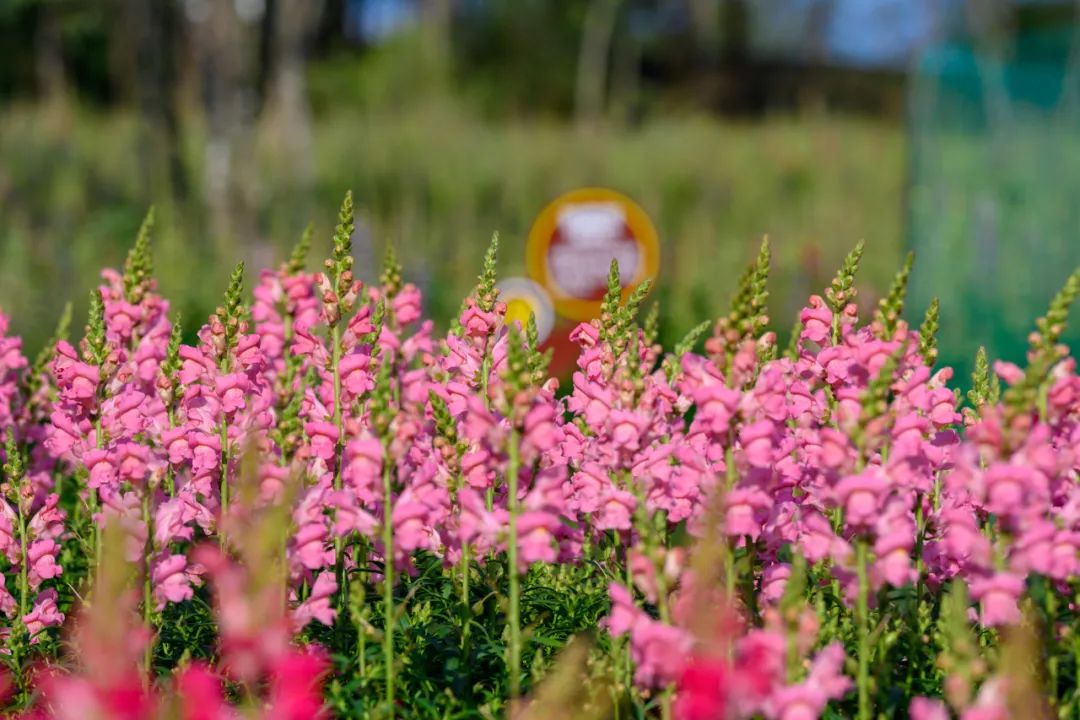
[15,492,28,694]
[507,428,522,698]
[655,560,673,720]
[357,542,367,679]
[331,324,346,650]
[219,421,229,533]
[382,443,395,715]
[623,547,633,688]
[142,490,154,684]
[1072,618,1080,716]
[92,416,103,571]
[460,541,471,651]
[856,539,871,720]
[1047,585,1058,706]
[165,408,176,497]
[723,444,736,605]
[332,325,343,491]
[217,351,231,527]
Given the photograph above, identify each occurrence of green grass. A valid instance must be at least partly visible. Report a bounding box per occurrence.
[0,101,904,354]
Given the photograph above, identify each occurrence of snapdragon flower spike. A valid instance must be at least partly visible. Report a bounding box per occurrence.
[708,237,771,375]
[872,251,913,340]
[1,434,66,672]
[16,202,1080,718]
[0,314,28,444]
[252,228,320,384]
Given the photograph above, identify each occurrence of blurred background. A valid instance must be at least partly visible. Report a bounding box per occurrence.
[1,0,1079,380]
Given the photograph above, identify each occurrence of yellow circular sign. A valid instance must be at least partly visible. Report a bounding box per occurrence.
[495,277,555,343]
[526,188,660,321]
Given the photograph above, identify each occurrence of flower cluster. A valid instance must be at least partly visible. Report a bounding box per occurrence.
[0,200,1077,719]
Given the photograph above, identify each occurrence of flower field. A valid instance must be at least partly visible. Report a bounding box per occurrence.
[0,192,1077,719]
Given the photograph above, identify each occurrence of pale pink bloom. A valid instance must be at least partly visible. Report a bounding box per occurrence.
[393,495,433,554]
[910,697,950,720]
[215,373,250,415]
[0,583,15,617]
[970,572,1025,627]
[595,488,636,531]
[29,494,66,540]
[568,322,599,349]
[155,497,194,546]
[115,441,150,484]
[23,588,64,641]
[152,553,199,609]
[340,352,374,396]
[631,618,692,688]
[835,471,889,530]
[799,295,832,345]
[83,448,117,490]
[724,487,772,540]
[516,510,559,567]
[293,572,338,628]
[161,426,193,465]
[27,538,62,589]
[305,421,340,461]
[393,284,423,325]
[608,409,648,453]
[873,528,916,588]
[292,523,334,571]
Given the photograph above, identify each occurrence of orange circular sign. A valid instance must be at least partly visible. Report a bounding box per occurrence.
[526,188,660,321]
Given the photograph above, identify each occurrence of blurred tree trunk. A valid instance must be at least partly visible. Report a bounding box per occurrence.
[686,0,721,61]
[575,0,622,129]
[419,0,453,87]
[34,1,68,106]
[130,0,189,204]
[187,0,263,258]
[264,0,324,226]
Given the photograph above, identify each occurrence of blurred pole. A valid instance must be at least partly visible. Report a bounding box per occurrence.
[186,0,262,259]
[717,0,749,112]
[575,0,623,130]
[420,0,453,90]
[966,0,1015,155]
[687,0,721,60]
[130,0,189,205]
[1058,1,1080,116]
[265,0,324,226]
[34,0,68,108]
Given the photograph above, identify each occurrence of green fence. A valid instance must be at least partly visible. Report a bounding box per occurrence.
[906,27,1080,384]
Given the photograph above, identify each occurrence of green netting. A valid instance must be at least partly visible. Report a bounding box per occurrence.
[906,27,1080,384]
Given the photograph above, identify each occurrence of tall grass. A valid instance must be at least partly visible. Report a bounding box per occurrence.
[0,101,903,352]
